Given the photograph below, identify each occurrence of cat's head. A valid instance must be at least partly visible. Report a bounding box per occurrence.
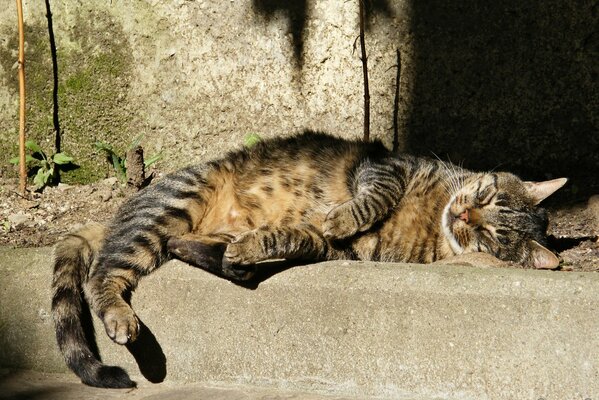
[441,173,567,269]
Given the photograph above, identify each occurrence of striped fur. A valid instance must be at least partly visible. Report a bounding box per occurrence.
[52,130,565,387]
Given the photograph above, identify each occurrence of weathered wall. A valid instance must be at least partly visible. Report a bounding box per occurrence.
[0,0,408,183]
[0,0,596,198]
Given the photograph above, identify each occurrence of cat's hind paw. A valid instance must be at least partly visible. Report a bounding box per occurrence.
[102,304,140,345]
[220,258,256,281]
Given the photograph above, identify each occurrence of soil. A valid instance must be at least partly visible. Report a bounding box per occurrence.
[1,176,598,272]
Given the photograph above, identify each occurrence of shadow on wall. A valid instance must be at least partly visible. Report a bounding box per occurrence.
[251,0,394,69]
[405,0,599,202]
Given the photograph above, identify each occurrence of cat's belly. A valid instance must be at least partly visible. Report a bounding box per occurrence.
[193,188,336,238]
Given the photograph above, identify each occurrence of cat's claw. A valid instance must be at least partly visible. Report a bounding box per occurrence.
[102,305,140,345]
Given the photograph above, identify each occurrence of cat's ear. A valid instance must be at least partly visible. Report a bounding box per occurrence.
[523,178,568,205]
[527,240,560,269]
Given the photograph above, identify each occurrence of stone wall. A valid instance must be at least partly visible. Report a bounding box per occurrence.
[0,0,596,199]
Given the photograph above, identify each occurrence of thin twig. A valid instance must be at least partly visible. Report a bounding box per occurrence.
[11,189,30,200]
[16,0,26,195]
[358,0,370,142]
[392,48,402,153]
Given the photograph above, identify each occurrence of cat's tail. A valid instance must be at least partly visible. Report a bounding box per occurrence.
[51,222,136,388]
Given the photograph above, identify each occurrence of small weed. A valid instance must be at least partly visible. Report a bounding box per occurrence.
[9,140,75,190]
[94,135,163,183]
[244,133,262,148]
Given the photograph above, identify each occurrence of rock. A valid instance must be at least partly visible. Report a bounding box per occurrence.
[98,190,113,202]
[18,199,39,210]
[588,195,599,233]
[7,212,31,228]
[101,177,119,188]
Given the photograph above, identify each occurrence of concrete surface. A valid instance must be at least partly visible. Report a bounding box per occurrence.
[0,246,598,399]
[0,369,359,400]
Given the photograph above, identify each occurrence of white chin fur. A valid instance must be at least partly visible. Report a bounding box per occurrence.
[441,198,464,255]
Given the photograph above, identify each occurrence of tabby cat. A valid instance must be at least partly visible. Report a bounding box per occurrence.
[52,131,566,388]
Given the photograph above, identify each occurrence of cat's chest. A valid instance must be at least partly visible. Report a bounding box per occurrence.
[353,190,447,262]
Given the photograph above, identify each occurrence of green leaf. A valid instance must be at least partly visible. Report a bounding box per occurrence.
[94,141,114,153]
[53,153,74,165]
[144,151,163,168]
[25,140,43,154]
[111,154,127,182]
[244,133,262,148]
[128,134,144,151]
[33,168,51,189]
[10,155,37,164]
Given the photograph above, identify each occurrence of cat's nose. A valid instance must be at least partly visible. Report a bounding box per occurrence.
[458,209,469,223]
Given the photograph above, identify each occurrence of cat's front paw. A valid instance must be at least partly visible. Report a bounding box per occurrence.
[224,231,262,265]
[102,304,140,345]
[221,232,261,280]
[323,203,360,240]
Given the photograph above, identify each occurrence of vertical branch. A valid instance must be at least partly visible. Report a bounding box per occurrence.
[358,0,370,142]
[392,48,402,153]
[16,0,26,195]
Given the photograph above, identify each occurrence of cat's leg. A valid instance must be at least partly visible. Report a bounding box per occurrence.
[222,224,350,277]
[85,166,207,345]
[167,233,229,273]
[166,233,255,280]
[323,160,404,240]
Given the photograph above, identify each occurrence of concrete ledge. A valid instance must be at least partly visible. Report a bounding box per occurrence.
[0,246,598,399]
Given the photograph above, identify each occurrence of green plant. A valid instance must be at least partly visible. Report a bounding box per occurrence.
[94,135,163,183]
[243,133,262,148]
[94,141,127,182]
[9,140,74,190]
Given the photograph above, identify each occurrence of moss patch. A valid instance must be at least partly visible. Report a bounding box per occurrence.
[0,8,135,184]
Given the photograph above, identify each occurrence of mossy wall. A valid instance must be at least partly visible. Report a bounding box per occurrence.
[0,0,596,200]
[0,5,135,183]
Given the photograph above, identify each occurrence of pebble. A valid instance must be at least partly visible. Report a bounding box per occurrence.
[99,190,113,202]
[7,212,30,228]
[101,177,119,188]
[588,195,599,232]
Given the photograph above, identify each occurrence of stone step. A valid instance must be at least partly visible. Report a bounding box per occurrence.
[0,247,597,399]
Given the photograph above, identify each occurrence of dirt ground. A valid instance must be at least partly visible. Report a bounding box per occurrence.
[1,176,598,272]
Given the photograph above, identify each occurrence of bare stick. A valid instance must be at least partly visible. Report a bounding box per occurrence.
[16,0,26,195]
[358,0,370,142]
[392,48,402,153]
[126,146,145,189]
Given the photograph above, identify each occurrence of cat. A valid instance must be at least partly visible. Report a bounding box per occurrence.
[51,130,566,388]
